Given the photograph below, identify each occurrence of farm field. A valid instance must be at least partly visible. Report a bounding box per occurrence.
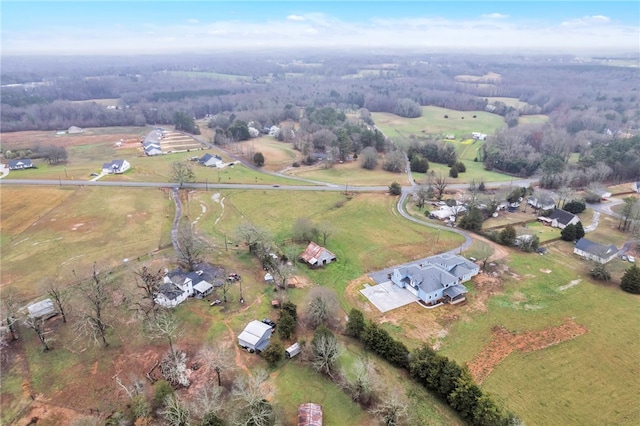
[0,186,173,299]
[372,106,506,147]
[517,114,549,125]
[285,158,411,186]
[437,248,640,425]
[232,137,301,173]
[0,187,467,425]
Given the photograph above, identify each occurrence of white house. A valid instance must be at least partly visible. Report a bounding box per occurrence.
[8,159,34,170]
[237,320,273,353]
[548,208,580,229]
[155,283,189,308]
[102,159,130,174]
[574,238,618,264]
[472,132,487,140]
[198,153,223,168]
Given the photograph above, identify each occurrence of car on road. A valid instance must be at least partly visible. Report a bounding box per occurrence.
[628,255,635,263]
[272,184,280,187]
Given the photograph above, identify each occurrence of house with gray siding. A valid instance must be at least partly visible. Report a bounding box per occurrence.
[574,238,618,264]
[390,254,478,305]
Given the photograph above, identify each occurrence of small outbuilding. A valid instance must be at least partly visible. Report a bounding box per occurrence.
[300,242,336,268]
[285,342,301,359]
[193,281,214,298]
[27,299,56,320]
[237,320,273,353]
[298,403,323,426]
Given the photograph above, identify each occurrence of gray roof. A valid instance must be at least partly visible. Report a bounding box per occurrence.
[193,281,213,294]
[8,158,33,168]
[159,282,183,300]
[426,254,478,280]
[400,264,457,294]
[443,285,468,298]
[27,299,55,319]
[549,208,577,226]
[575,238,617,258]
[238,320,272,346]
[103,160,126,169]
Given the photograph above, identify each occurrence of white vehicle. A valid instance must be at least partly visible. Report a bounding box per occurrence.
[628,256,635,263]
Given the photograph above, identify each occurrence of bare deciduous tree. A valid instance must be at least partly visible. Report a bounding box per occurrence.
[161,394,190,426]
[433,172,448,200]
[200,343,235,387]
[146,310,181,357]
[236,222,268,253]
[42,279,69,323]
[133,264,164,318]
[232,370,275,426]
[170,161,195,188]
[1,292,20,342]
[369,396,409,426]
[344,357,377,405]
[23,316,52,351]
[311,329,341,379]
[304,287,339,329]
[176,224,206,271]
[74,265,115,348]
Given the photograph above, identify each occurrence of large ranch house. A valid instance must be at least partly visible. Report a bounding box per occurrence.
[391,254,479,306]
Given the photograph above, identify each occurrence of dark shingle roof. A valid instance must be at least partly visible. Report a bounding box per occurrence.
[548,208,577,226]
[575,238,617,258]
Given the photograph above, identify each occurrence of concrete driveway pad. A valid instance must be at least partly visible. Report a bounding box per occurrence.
[360,281,417,313]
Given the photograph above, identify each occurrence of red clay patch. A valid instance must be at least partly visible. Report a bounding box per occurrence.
[468,318,588,383]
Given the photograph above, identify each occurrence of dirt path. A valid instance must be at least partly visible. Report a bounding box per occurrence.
[468,318,588,384]
[469,233,510,262]
[223,320,251,376]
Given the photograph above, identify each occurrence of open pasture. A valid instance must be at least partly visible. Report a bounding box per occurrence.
[0,186,172,299]
[286,158,411,186]
[438,249,640,425]
[231,137,301,173]
[373,106,505,146]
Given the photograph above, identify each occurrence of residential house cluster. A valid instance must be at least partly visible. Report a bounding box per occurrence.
[391,254,479,306]
[538,208,579,229]
[155,269,215,308]
[143,128,166,156]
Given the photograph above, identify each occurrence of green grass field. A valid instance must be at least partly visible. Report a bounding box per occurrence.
[288,160,411,186]
[438,249,640,425]
[372,106,506,148]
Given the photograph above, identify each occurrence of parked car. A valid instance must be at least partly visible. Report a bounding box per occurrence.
[261,318,276,329]
[90,173,99,177]
[628,256,635,263]
[621,255,628,261]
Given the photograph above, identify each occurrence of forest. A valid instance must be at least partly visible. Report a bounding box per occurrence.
[2,51,639,182]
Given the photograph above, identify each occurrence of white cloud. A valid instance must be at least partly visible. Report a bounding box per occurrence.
[481,13,509,19]
[1,13,637,55]
[286,14,305,21]
[187,19,199,24]
[561,15,611,27]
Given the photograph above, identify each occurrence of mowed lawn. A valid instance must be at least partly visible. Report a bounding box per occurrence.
[287,159,411,186]
[0,186,172,299]
[372,106,506,148]
[438,248,640,425]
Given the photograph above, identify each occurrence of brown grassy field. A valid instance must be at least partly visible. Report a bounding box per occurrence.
[0,186,172,299]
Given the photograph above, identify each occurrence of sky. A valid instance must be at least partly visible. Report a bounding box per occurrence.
[1,1,639,55]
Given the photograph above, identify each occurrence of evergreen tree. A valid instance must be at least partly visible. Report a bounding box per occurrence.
[561,224,577,241]
[575,221,585,240]
[621,264,640,294]
[345,308,365,338]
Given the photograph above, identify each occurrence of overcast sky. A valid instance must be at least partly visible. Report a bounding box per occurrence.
[2,1,639,55]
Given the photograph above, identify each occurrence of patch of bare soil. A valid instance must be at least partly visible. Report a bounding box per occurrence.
[468,272,503,313]
[15,401,99,426]
[467,318,588,384]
